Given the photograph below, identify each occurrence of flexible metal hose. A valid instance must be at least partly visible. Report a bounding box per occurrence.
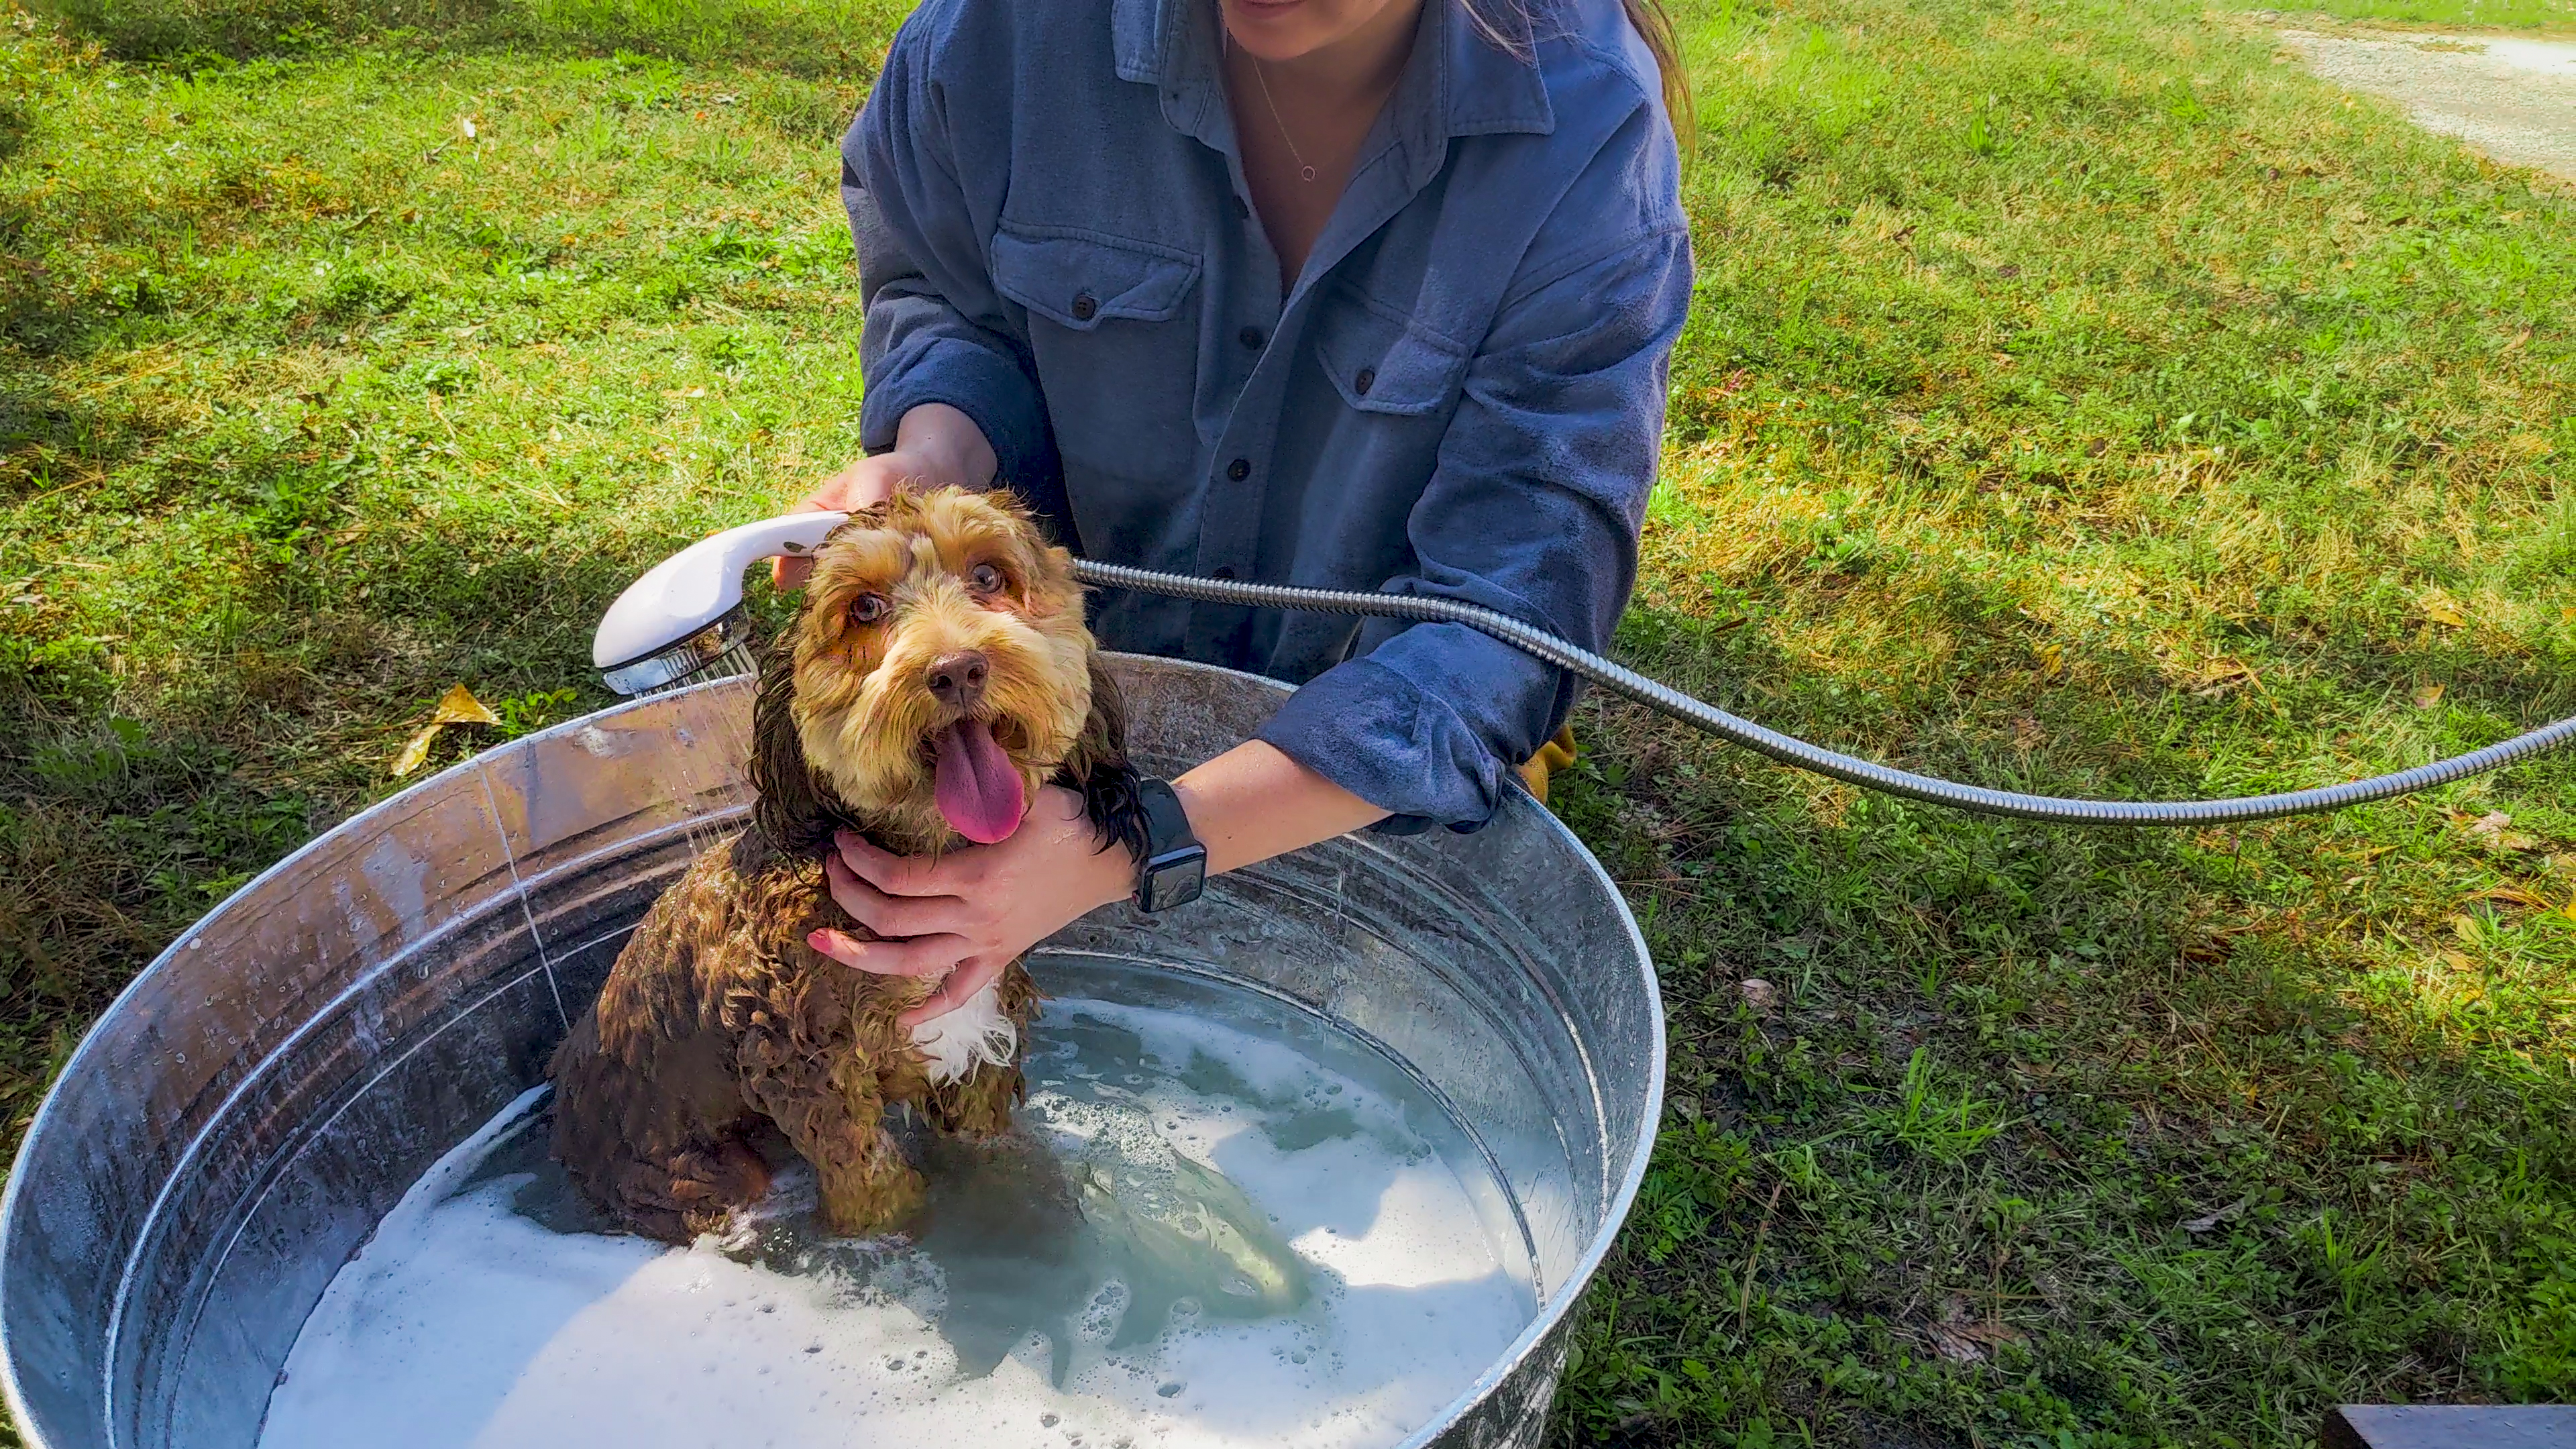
[1073,559,2576,826]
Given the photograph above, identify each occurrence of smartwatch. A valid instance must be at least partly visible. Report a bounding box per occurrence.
[1132,779,1208,913]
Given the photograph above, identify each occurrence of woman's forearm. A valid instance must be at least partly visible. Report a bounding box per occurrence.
[1171,739,1388,878]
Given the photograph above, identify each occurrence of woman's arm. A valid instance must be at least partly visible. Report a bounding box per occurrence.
[834,11,1052,503]
[1252,107,1692,833]
[1169,739,1390,875]
[808,741,1385,1024]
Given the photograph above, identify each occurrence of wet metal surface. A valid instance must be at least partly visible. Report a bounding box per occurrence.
[1,654,1661,1449]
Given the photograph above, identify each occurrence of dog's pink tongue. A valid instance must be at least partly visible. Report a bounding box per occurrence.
[932,719,1026,845]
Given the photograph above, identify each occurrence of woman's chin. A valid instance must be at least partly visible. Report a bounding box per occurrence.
[1220,0,1336,60]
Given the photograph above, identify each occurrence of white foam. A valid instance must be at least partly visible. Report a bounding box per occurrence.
[910,975,1016,1084]
[258,994,1534,1449]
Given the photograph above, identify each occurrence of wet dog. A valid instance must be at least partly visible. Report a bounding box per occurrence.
[548,488,1143,1243]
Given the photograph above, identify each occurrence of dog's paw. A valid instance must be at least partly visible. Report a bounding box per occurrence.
[669,1138,773,1207]
[818,1162,927,1238]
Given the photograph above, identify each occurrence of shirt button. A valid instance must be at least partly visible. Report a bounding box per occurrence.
[1238,325,1264,350]
[1211,566,1238,580]
[1354,366,1377,396]
[1071,291,1099,322]
[1225,458,1251,482]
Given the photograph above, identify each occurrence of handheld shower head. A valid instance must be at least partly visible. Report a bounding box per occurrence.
[593,511,850,695]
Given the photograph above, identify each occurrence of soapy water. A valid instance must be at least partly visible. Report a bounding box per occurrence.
[257,967,1537,1449]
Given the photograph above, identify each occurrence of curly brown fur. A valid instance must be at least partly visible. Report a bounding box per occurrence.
[549,488,1142,1244]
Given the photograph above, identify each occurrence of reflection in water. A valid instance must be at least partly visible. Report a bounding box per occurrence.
[256,985,1536,1449]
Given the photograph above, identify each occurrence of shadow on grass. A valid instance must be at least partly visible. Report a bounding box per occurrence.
[1550,598,2576,1439]
[20,0,907,76]
[0,498,650,1131]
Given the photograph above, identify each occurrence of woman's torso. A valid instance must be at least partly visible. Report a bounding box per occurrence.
[852,0,1680,684]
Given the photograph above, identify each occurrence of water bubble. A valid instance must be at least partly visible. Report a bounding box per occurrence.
[1155,1383,1185,1399]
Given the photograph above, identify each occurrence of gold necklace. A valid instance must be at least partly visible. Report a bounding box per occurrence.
[1238,39,1318,183]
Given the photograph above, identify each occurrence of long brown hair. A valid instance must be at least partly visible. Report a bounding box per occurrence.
[1459,0,1696,149]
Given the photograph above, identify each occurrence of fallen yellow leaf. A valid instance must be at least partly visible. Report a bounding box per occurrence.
[2467,886,2551,909]
[2412,682,2445,709]
[2422,600,2467,629]
[431,683,500,727]
[393,685,500,777]
[390,723,443,778]
[2037,642,2064,679]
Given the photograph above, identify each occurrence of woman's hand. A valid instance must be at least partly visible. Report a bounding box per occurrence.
[806,786,1132,1026]
[773,402,998,589]
[808,742,1386,1024]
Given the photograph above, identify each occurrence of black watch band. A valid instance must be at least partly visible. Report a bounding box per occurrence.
[1131,779,1208,913]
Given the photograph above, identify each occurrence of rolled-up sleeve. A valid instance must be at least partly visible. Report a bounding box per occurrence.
[1256,219,1692,833]
[846,9,1055,490]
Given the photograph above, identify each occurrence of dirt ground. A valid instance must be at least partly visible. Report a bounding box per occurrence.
[2275,25,2576,180]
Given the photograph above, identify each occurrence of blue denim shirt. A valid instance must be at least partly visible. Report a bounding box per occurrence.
[846,0,1690,831]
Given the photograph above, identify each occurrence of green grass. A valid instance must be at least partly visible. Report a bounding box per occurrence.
[2255,0,2576,30]
[2,0,2572,1443]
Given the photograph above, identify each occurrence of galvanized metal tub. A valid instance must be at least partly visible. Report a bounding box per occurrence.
[0,654,1662,1449]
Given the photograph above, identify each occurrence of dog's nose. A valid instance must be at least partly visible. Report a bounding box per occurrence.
[925,650,989,708]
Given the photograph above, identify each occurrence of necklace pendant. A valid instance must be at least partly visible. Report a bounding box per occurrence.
[1299,164,1318,183]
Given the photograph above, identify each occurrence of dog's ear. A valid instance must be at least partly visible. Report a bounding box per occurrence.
[748,629,849,856]
[1054,654,1149,867]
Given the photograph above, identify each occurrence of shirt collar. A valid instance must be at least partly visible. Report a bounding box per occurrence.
[1115,0,1556,162]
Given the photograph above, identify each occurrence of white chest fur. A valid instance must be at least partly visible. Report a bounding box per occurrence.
[908,977,1016,1085]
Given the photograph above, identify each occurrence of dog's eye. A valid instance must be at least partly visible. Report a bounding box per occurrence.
[846,593,889,626]
[967,562,1007,596]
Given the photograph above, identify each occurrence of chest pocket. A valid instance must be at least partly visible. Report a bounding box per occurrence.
[991,225,1201,331]
[989,225,1202,487]
[1309,288,1471,418]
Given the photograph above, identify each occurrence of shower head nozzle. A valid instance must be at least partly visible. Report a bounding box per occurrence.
[593,510,851,695]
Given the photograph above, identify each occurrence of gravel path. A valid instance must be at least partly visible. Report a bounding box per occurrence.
[2275,28,2576,181]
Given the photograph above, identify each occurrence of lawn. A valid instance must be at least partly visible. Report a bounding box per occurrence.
[2259,0,2576,31]
[1,0,2572,1443]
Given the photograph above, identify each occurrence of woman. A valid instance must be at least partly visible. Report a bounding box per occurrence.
[790,0,1693,1020]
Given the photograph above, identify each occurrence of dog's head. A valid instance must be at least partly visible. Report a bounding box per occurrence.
[750,487,1118,853]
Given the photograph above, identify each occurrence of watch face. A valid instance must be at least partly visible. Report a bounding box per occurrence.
[1142,849,1207,912]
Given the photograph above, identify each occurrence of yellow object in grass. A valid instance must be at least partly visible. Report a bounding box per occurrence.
[1515,724,1579,806]
[391,684,502,777]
